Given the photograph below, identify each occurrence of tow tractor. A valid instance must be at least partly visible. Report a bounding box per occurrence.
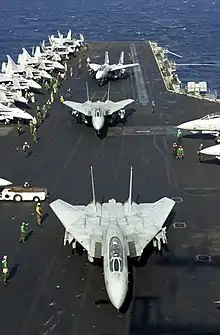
[0,178,48,202]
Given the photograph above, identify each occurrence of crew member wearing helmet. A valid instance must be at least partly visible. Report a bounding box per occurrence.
[151,100,155,113]
[22,141,30,156]
[2,255,8,285]
[172,142,178,157]
[177,129,183,144]
[35,202,42,226]
[36,106,42,125]
[23,181,30,188]
[197,143,204,162]
[177,145,184,160]
[17,121,23,136]
[19,222,28,244]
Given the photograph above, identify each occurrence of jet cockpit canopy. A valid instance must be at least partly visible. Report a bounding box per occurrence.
[95,109,101,117]
[109,236,123,273]
[99,65,105,71]
[201,112,220,120]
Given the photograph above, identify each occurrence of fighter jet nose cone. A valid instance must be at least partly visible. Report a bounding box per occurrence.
[96,71,102,80]
[56,63,65,70]
[92,116,104,132]
[177,120,197,131]
[30,80,41,90]
[177,122,188,130]
[200,144,220,156]
[107,279,127,310]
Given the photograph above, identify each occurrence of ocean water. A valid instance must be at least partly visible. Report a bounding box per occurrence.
[0,0,220,92]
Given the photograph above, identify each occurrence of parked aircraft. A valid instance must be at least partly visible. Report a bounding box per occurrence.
[200,144,220,160]
[177,112,220,141]
[87,51,139,85]
[50,30,84,48]
[0,102,33,123]
[0,87,27,105]
[63,82,134,134]
[2,58,41,90]
[50,166,175,310]
[18,48,64,71]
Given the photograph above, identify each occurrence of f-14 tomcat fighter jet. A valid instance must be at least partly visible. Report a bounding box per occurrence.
[199,143,220,160]
[63,82,134,135]
[177,112,220,142]
[50,167,175,310]
[87,51,139,85]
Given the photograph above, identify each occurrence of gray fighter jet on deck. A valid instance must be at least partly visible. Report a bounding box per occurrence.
[63,82,134,135]
[87,51,139,85]
[49,167,175,310]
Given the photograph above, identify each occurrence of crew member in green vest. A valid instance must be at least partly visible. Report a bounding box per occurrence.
[19,222,28,243]
[177,146,184,160]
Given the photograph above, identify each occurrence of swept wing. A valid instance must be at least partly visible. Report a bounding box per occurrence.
[63,101,91,116]
[103,99,134,116]
[110,63,139,72]
[88,63,100,72]
[50,197,174,258]
[122,198,175,256]
[50,200,104,255]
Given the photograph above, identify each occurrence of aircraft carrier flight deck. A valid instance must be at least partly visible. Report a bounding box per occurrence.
[1,40,220,335]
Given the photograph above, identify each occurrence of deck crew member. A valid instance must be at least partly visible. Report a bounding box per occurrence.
[53,82,57,94]
[32,117,37,128]
[30,92,35,103]
[177,145,184,160]
[60,95,64,103]
[29,120,33,135]
[151,100,155,113]
[22,141,30,156]
[50,91,54,104]
[16,121,23,136]
[36,203,42,226]
[177,129,183,144]
[172,142,178,157]
[33,127,37,143]
[44,81,49,91]
[36,107,42,125]
[19,222,28,243]
[46,100,51,109]
[197,143,204,162]
[70,67,73,77]
[41,105,47,121]
[2,255,8,285]
[23,181,30,188]
[66,88,71,99]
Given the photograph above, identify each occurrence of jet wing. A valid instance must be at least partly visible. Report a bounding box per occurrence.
[121,197,175,257]
[0,74,11,83]
[50,199,106,258]
[103,99,134,116]
[88,63,100,72]
[63,101,91,116]
[110,63,139,72]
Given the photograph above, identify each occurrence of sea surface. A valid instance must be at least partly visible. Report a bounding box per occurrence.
[0,0,220,93]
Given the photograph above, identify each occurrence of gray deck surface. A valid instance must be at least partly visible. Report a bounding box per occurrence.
[0,41,220,335]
